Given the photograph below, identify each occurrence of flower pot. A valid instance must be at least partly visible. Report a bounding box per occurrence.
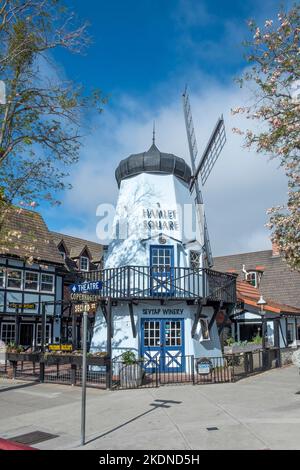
[119,363,144,388]
[224,344,262,355]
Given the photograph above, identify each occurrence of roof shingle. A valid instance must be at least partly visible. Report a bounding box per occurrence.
[214,250,300,309]
[1,207,64,265]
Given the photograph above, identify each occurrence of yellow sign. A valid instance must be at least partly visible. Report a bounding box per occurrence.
[74,303,97,314]
[9,303,36,309]
[71,293,102,302]
[48,344,73,352]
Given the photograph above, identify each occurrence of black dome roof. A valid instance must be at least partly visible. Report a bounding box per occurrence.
[115,143,192,187]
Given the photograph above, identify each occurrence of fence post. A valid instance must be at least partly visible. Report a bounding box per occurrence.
[71,364,76,385]
[40,361,45,383]
[12,361,17,379]
[155,359,159,388]
[191,355,195,385]
[244,353,248,374]
[231,355,235,382]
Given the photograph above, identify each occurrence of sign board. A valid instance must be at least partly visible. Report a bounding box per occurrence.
[196,358,213,375]
[9,302,36,310]
[48,344,73,352]
[70,293,102,302]
[74,303,97,314]
[70,280,102,294]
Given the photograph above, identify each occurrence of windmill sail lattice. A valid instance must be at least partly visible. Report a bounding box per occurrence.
[182,88,226,268]
[193,116,226,187]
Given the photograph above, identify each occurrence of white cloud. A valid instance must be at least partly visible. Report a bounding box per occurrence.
[49,76,288,257]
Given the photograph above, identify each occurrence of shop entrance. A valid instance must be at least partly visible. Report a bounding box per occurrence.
[141,318,185,372]
[20,323,34,347]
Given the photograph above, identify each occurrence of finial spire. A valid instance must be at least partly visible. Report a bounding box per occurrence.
[152,121,155,145]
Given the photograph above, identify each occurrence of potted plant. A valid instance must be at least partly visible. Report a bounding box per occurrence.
[119,351,144,388]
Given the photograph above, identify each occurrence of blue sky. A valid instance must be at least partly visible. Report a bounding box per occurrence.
[41,0,292,256]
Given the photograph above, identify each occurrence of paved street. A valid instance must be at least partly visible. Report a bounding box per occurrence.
[0,365,300,450]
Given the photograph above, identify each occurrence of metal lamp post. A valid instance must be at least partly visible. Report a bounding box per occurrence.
[257,295,267,368]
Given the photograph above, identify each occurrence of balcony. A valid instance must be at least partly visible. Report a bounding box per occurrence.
[81,266,236,304]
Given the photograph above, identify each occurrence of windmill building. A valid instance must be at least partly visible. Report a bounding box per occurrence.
[87,94,236,372]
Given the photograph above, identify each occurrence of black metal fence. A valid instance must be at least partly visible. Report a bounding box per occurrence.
[111,355,233,389]
[226,347,281,381]
[1,348,282,389]
[10,361,106,388]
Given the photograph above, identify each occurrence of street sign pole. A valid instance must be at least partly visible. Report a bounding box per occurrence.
[81,306,88,446]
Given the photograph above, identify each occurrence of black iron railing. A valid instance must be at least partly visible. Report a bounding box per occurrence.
[80,266,236,303]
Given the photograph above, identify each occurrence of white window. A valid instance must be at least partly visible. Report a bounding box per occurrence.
[0,268,4,288]
[190,250,201,270]
[60,251,66,260]
[36,324,51,345]
[80,256,89,272]
[200,318,210,341]
[6,269,22,289]
[40,273,54,292]
[24,271,39,291]
[1,323,15,344]
[246,271,258,288]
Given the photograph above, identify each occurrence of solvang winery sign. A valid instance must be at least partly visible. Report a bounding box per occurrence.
[142,308,184,315]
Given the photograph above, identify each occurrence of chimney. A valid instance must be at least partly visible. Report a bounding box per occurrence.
[271,240,280,257]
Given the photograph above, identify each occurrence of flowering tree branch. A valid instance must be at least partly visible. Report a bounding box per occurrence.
[233,4,300,270]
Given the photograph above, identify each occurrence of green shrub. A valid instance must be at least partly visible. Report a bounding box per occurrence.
[121,351,137,365]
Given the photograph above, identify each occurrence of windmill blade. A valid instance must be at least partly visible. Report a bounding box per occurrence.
[182,88,198,168]
[182,87,213,268]
[192,116,226,188]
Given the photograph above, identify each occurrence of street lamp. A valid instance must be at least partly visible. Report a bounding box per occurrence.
[257,295,267,368]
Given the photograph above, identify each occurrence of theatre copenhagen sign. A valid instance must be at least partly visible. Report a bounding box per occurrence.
[69,281,103,303]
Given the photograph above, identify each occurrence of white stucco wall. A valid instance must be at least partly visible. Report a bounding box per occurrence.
[90,302,222,359]
[90,169,221,358]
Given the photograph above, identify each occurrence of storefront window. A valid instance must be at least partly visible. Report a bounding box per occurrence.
[36,324,51,344]
[24,271,39,291]
[1,323,15,343]
[6,269,22,289]
[0,268,4,288]
[40,274,54,292]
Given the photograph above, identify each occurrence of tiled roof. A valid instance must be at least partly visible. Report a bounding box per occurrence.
[214,250,300,309]
[236,280,300,315]
[50,231,104,263]
[1,207,64,265]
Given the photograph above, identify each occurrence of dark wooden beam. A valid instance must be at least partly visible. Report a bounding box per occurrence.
[101,304,107,323]
[191,300,207,338]
[208,301,221,331]
[129,302,137,338]
[217,303,234,336]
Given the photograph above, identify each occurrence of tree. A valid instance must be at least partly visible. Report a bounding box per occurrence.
[0,0,105,257]
[232,4,300,270]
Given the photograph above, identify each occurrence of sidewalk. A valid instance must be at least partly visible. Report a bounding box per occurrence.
[0,366,300,450]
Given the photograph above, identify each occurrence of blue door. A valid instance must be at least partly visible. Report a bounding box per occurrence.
[150,245,174,296]
[141,318,185,373]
